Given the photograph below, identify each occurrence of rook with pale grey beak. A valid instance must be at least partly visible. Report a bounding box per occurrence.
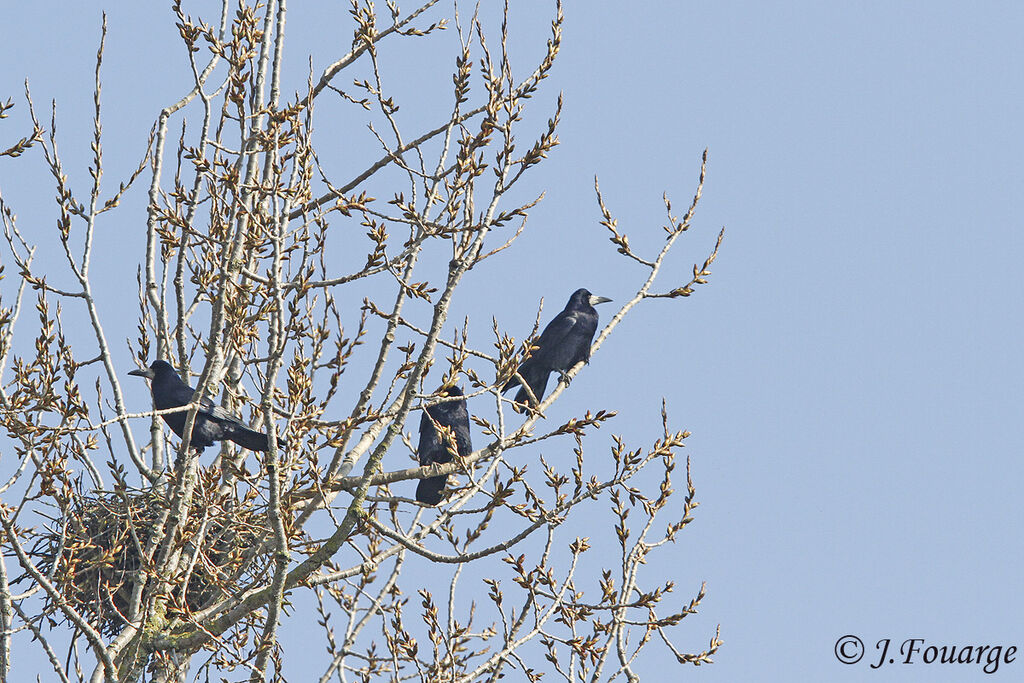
[129,360,276,452]
[502,288,612,409]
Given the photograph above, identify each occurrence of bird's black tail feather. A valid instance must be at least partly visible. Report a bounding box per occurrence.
[513,366,550,409]
[226,425,272,452]
[416,475,447,505]
[503,360,544,396]
[501,375,520,393]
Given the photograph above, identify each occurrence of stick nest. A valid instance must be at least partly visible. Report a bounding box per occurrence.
[32,486,269,637]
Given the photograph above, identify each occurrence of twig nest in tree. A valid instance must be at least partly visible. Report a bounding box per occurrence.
[30,486,270,637]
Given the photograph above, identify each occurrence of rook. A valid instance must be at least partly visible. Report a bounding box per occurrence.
[502,288,611,408]
[416,386,472,505]
[129,360,276,453]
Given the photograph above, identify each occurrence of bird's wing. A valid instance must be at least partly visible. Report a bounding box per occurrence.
[531,310,581,359]
[160,381,200,409]
[452,406,472,457]
[199,395,247,427]
[560,310,599,365]
[417,410,443,465]
[438,400,473,456]
[503,311,581,393]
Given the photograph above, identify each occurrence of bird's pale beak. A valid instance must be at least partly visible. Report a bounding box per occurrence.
[128,368,155,379]
[589,295,612,306]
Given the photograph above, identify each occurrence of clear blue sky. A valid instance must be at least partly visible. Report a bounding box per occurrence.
[2,2,1022,681]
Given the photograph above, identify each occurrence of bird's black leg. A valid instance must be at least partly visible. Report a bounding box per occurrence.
[557,369,572,385]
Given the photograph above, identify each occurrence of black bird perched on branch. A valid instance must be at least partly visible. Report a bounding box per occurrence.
[416,386,472,505]
[502,288,612,409]
[129,360,274,452]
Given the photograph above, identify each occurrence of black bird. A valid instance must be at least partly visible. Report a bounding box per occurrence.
[416,386,472,505]
[129,360,273,452]
[502,288,612,408]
